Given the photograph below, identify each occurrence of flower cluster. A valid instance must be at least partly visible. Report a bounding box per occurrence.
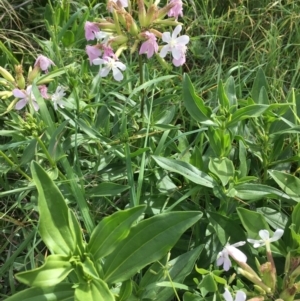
[217,229,284,301]
[84,0,189,81]
[0,55,66,112]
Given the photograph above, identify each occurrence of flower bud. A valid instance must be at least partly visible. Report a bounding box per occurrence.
[27,66,40,84]
[237,268,271,293]
[138,0,147,27]
[153,19,181,26]
[98,21,117,32]
[260,262,276,291]
[130,39,139,54]
[0,91,13,99]
[145,5,158,26]
[110,35,128,47]
[15,65,25,89]
[0,66,15,83]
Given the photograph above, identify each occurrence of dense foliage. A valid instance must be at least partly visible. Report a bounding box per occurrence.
[1,0,300,300]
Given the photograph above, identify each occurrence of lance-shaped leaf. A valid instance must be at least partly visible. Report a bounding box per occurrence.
[5,282,74,301]
[103,211,202,284]
[16,255,72,287]
[88,205,145,260]
[31,161,84,255]
[152,156,216,188]
[75,279,115,301]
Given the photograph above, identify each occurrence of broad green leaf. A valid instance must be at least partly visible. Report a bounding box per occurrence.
[251,68,268,104]
[87,182,130,197]
[269,170,300,203]
[118,280,133,301]
[62,30,75,47]
[182,73,214,125]
[152,156,216,188]
[217,80,229,110]
[257,207,288,230]
[75,279,115,301]
[199,274,217,296]
[88,205,146,260]
[16,255,72,287]
[31,161,84,255]
[140,245,204,301]
[258,86,269,105]
[5,283,74,301]
[227,104,269,127]
[233,183,291,201]
[103,211,202,283]
[208,157,235,186]
[237,208,270,239]
[225,76,237,109]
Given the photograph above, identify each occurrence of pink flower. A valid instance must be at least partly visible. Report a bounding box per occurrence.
[84,21,100,41]
[34,55,55,73]
[110,0,128,9]
[168,0,183,19]
[172,45,187,66]
[38,85,50,99]
[160,25,189,67]
[93,57,126,81]
[86,45,102,65]
[102,45,116,60]
[13,85,39,111]
[139,32,159,59]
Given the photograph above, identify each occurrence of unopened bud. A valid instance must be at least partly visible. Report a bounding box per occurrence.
[115,44,127,58]
[124,13,139,36]
[98,21,117,32]
[28,66,40,84]
[15,65,25,89]
[260,262,276,291]
[130,39,139,54]
[110,35,128,47]
[153,19,181,26]
[138,0,147,27]
[0,66,15,83]
[248,297,265,301]
[237,268,271,293]
[145,5,158,26]
[0,91,13,99]
[149,28,162,39]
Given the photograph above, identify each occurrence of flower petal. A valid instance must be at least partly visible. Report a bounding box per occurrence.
[162,32,171,43]
[115,61,126,71]
[99,67,110,77]
[259,230,270,240]
[13,89,26,98]
[172,25,182,38]
[160,45,170,58]
[269,229,284,242]
[15,99,27,110]
[176,35,190,45]
[226,245,247,263]
[235,290,246,301]
[31,100,39,111]
[112,67,123,81]
[93,58,105,65]
[223,288,233,301]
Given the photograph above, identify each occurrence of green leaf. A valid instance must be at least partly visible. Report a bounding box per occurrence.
[118,280,133,301]
[31,161,84,255]
[224,76,237,109]
[62,30,75,47]
[75,279,115,301]
[208,157,235,186]
[292,202,300,233]
[237,208,270,239]
[152,156,216,188]
[183,292,202,301]
[182,73,214,125]
[16,255,72,287]
[140,245,204,301]
[251,68,268,104]
[217,80,229,110]
[269,170,300,203]
[233,183,291,201]
[227,104,269,127]
[199,274,217,296]
[87,182,130,197]
[5,283,74,301]
[88,206,146,260]
[103,211,202,284]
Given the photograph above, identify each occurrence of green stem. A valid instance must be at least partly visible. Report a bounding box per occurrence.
[0,150,31,181]
[139,54,145,128]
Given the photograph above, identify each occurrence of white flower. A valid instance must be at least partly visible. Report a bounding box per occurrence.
[217,241,247,271]
[93,57,126,81]
[160,25,189,61]
[51,86,66,110]
[223,288,246,301]
[247,229,284,248]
